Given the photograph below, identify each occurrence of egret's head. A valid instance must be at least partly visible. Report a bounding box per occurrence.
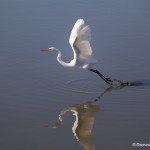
[41,47,56,51]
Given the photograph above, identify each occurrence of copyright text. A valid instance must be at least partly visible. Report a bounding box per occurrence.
[132,142,150,147]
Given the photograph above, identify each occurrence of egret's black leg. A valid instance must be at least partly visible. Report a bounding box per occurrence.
[89,69,112,85]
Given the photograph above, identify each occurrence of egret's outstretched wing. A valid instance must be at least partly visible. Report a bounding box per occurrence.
[69,19,85,46]
[69,19,93,60]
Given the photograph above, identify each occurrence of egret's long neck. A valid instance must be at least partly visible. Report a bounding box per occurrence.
[54,48,75,67]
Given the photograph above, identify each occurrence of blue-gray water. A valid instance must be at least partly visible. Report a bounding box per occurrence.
[1,0,150,150]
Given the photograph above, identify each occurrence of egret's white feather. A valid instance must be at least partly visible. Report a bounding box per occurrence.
[77,25,91,41]
[69,19,96,69]
[69,19,85,46]
[73,25,92,60]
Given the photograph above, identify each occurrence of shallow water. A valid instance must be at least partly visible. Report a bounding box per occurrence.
[1,0,150,150]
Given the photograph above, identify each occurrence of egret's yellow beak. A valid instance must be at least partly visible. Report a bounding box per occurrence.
[41,48,51,51]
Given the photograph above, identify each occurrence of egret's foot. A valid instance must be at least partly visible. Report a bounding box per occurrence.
[89,69,113,85]
[105,77,113,85]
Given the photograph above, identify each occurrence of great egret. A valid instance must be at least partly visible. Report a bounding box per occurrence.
[41,19,112,85]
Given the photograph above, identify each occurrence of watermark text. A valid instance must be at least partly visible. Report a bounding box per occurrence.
[132,142,150,147]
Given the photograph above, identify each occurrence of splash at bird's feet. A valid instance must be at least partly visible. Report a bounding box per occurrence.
[112,79,131,86]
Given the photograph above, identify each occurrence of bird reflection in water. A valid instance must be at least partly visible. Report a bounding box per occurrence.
[51,101,99,150]
[47,83,130,150]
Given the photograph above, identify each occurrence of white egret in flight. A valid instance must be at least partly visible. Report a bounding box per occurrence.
[41,19,112,85]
